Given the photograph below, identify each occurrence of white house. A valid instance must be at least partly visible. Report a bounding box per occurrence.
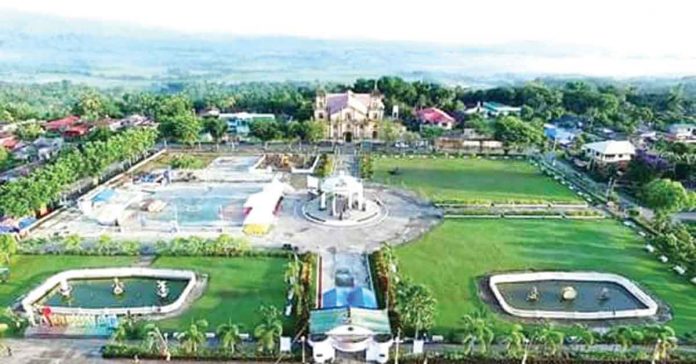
[668,123,695,143]
[582,140,636,164]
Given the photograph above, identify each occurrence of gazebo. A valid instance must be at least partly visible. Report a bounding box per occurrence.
[320,172,365,218]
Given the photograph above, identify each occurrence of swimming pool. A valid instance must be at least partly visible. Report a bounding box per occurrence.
[138,182,263,226]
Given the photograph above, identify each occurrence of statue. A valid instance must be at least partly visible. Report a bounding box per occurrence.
[599,287,610,301]
[59,279,72,298]
[527,286,539,301]
[561,286,577,301]
[112,278,125,296]
[156,280,169,299]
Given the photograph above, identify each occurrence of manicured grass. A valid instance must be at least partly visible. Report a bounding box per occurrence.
[0,255,137,307]
[396,219,696,335]
[153,256,289,332]
[373,157,581,204]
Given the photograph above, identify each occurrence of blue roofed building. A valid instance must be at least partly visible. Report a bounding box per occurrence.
[544,124,580,146]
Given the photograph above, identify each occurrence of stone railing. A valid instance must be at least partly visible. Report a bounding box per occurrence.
[489,271,659,320]
[21,267,197,324]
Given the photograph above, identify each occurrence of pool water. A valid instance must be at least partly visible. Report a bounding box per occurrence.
[495,280,648,312]
[141,183,262,226]
[40,278,189,309]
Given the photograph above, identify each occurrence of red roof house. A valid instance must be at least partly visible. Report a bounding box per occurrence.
[416,107,456,130]
[0,133,19,150]
[44,115,80,132]
[62,124,92,138]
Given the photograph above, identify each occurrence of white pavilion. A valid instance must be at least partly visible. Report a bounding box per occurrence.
[319,172,365,218]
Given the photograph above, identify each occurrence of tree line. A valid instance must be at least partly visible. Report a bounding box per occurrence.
[0,127,157,218]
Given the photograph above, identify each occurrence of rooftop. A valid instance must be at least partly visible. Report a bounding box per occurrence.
[309,307,391,335]
[416,107,455,124]
[583,140,636,155]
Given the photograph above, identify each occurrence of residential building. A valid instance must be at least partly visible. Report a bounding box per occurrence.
[544,124,579,146]
[44,115,80,133]
[0,133,19,150]
[668,123,695,143]
[464,101,521,117]
[415,107,455,130]
[582,140,636,164]
[219,112,276,137]
[314,88,384,142]
[12,137,64,162]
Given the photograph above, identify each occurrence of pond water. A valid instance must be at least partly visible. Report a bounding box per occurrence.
[40,278,189,309]
[140,183,262,226]
[495,280,648,312]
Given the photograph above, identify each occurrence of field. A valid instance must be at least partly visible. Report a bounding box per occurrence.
[153,256,290,331]
[0,255,137,308]
[373,157,581,204]
[396,219,696,335]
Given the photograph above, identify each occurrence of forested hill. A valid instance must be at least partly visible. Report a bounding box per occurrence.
[1,11,695,87]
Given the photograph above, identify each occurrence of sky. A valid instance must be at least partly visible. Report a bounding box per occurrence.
[1,0,695,58]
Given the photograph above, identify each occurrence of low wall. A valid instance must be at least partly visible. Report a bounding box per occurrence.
[21,267,197,323]
[489,271,659,320]
[291,155,320,174]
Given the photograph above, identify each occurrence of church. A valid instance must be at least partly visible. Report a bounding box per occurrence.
[313,88,385,142]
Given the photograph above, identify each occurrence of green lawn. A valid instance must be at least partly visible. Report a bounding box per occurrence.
[0,255,137,307]
[396,219,696,335]
[374,157,581,204]
[153,256,289,332]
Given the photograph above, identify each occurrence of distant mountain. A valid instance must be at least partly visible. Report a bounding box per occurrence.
[0,11,694,88]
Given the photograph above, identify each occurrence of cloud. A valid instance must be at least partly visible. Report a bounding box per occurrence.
[1,0,694,58]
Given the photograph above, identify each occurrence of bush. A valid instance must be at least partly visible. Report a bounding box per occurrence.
[314,153,333,178]
[170,154,206,169]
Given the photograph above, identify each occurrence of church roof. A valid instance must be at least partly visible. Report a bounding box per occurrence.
[326,91,382,115]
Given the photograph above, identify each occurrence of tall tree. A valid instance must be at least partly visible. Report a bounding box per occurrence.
[203,117,229,148]
[641,178,694,218]
[395,280,436,340]
[493,116,543,154]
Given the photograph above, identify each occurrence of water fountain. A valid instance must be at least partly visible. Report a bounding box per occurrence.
[112,278,125,296]
[526,286,539,301]
[488,272,659,320]
[59,279,72,298]
[156,280,170,299]
[561,286,577,301]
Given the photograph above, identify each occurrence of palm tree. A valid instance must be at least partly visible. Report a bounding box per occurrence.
[179,319,208,354]
[532,322,565,357]
[284,259,301,285]
[216,320,243,353]
[501,324,526,359]
[96,234,113,255]
[646,325,678,361]
[254,306,283,355]
[284,259,305,316]
[395,280,436,340]
[141,323,170,358]
[458,309,495,355]
[570,324,595,350]
[606,326,644,353]
[62,234,83,253]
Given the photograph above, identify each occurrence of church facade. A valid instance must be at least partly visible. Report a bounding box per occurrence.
[313,89,384,142]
